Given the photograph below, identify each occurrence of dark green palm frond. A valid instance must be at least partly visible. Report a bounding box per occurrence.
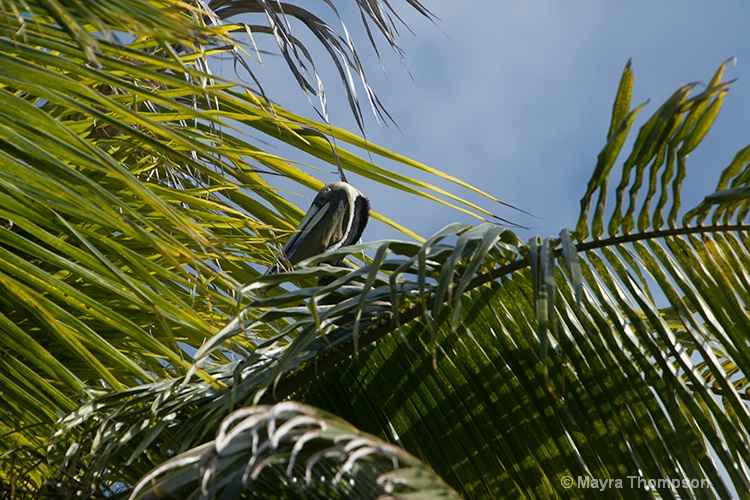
[49,60,750,498]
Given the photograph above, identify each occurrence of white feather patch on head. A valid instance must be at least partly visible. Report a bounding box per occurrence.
[326,182,362,252]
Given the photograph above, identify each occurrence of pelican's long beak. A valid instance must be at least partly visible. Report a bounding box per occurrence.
[266,182,369,278]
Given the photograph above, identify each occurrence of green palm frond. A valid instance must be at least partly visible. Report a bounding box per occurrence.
[47,225,521,494]
[1,0,505,492]
[4,0,750,497]
[129,402,460,499]
[48,60,750,498]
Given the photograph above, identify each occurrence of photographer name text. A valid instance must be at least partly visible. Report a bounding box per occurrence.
[560,475,710,491]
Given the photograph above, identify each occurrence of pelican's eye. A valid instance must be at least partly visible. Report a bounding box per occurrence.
[315,185,333,202]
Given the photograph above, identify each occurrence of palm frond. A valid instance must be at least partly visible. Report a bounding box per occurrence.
[208,0,436,128]
[129,402,460,499]
[1,0,503,491]
[577,59,735,239]
[48,60,750,498]
[6,0,750,497]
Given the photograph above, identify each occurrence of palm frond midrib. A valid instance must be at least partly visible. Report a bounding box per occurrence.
[573,222,750,251]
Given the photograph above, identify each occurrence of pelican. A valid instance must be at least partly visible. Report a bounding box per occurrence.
[266,182,369,279]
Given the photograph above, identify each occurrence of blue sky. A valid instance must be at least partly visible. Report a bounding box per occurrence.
[221,1,750,243]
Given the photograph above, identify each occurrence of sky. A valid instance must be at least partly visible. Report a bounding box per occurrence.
[219,1,750,243]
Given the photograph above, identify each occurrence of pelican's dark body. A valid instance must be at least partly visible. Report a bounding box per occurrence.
[268,182,369,275]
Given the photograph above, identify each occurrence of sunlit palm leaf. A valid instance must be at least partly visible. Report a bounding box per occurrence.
[1,0,503,491]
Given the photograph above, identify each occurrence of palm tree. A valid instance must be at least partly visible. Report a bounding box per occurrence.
[1,1,748,498]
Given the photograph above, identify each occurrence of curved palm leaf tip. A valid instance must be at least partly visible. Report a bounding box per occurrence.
[129,402,461,499]
[264,182,370,288]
